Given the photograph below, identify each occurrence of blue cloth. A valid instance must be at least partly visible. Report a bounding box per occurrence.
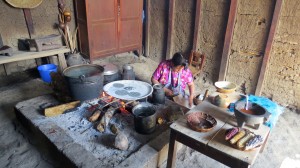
[240,95,284,129]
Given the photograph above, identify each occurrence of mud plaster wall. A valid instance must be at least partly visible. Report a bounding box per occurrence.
[148,0,169,63]
[198,0,230,84]
[173,0,195,57]
[0,0,75,75]
[148,0,230,87]
[263,0,300,109]
[148,0,299,108]
[226,0,274,94]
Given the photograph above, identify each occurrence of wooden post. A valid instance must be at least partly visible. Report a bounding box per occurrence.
[255,0,283,96]
[23,9,35,39]
[145,0,150,57]
[166,0,175,59]
[192,0,202,51]
[218,0,238,81]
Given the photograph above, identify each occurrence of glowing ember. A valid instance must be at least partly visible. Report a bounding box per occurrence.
[119,101,130,114]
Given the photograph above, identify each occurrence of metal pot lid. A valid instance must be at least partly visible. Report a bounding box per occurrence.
[103,80,153,101]
[63,64,104,78]
[102,63,119,75]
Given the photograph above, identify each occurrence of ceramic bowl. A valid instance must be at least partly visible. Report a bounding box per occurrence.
[214,81,237,93]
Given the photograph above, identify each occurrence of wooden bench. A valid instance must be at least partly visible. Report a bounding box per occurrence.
[0,47,70,72]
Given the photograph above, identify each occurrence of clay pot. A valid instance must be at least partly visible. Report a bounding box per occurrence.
[213,94,230,108]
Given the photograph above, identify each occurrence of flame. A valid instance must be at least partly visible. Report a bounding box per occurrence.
[99,92,114,103]
[119,100,130,114]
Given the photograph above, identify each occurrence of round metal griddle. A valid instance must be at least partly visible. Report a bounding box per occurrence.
[103,80,153,101]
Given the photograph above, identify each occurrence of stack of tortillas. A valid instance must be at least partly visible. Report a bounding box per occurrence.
[5,0,43,8]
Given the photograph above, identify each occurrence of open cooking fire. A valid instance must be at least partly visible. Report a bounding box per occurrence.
[85,92,137,133]
[87,92,134,114]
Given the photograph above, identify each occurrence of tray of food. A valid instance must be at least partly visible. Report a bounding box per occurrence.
[186,112,217,132]
[225,127,264,151]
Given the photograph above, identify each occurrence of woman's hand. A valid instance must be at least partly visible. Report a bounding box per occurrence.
[164,88,173,97]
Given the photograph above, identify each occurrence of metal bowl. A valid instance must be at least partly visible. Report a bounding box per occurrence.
[214,81,237,93]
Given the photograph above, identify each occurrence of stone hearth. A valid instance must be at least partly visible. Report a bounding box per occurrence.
[15,94,188,168]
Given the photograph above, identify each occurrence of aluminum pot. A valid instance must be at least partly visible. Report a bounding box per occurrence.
[102,63,120,85]
[63,64,104,101]
[122,64,135,80]
[132,102,157,134]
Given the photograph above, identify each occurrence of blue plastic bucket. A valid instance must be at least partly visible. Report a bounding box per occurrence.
[37,64,57,83]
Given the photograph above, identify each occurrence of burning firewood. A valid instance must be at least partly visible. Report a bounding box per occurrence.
[88,110,101,122]
[97,107,116,132]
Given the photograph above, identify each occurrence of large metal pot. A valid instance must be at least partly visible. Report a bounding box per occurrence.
[132,102,157,134]
[63,64,104,101]
[102,63,120,85]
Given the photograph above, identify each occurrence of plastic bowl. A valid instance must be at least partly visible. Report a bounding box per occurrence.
[214,81,237,93]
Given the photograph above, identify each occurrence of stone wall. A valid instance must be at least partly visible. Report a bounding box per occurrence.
[0,0,75,75]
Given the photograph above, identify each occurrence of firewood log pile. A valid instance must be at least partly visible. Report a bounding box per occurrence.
[86,96,138,134]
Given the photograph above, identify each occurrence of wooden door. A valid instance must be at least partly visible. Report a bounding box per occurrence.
[86,0,118,58]
[118,0,143,52]
[75,0,89,57]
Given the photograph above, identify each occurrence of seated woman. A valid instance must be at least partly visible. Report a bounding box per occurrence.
[151,52,195,107]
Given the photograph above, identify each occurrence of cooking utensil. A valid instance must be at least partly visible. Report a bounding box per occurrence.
[63,64,104,101]
[152,84,165,104]
[132,102,157,134]
[101,63,120,85]
[103,80,153,101]
[234,101,269,129]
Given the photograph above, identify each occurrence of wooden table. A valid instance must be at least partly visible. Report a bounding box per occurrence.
[166,101,270,168]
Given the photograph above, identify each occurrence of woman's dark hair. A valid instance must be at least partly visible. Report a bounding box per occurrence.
[172,52,188,69]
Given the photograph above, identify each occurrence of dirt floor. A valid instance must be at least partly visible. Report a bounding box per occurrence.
[0,54,299,168]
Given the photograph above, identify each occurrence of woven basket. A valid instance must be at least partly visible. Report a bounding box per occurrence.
[186,112,217,132]
[5,0,43,9]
